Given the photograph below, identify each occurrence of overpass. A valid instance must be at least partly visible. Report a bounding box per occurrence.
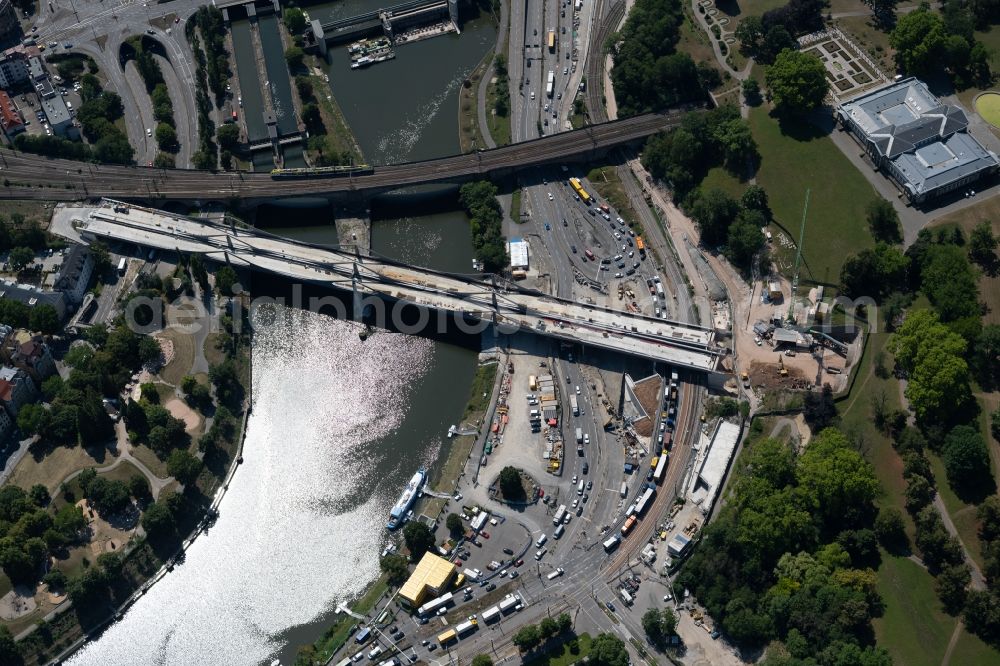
[0,111,688,203]
[58,200,720,372]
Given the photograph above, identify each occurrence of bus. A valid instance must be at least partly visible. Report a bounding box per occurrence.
[655,282,665,298]
[621,515,637,536]
[547,29,555,52]
[546,70,555,97]
[603,535,621,552]
[553,504,567,525]
[569,177,592,205]
[117,257,127,275]
[437,629,457,645]
[653,452,668,482]
[455,618,478,637]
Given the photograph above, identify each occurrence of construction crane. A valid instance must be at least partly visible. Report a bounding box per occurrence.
[788,189,810,324]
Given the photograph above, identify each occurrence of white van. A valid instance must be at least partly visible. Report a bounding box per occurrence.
[368,645,383,660]
[546,567,565,580]
[535,533,548,548]
[553,524,565,539]
[577,480,584,495]
[535,547,547,560]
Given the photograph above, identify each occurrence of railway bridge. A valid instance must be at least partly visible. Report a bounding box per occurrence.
[1,110,690,204]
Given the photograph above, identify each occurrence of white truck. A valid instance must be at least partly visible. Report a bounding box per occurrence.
[546,567,565,580]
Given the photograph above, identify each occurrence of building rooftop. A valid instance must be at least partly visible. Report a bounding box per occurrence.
[0,379,12,403]
[0,366,18,382]
[508,237,529,269]
[399,551,456,606]
[839,78,999,197]
[0,280,67,311]
[54,244,91,291]
[42,92,70,127]
[0,89,22,133]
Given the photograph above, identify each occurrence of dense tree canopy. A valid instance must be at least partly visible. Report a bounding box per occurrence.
[677,430,884,660]
[888,309,972,423]
[765,50,828,114]
[459,181,507,272]
[609,0,705,116]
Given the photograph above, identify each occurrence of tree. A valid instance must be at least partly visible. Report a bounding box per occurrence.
[471,657,494,666]
[141,500,174,538]
[803,384,837,431]
[17,403,50,437]
[29,484,50,507]
[839,243,910,300]
[888,309,972,423]
[0,546,34,584]
[690,188,740,246]
[215,265,239,295]
[725,215,765,272]
[556,612,572,633]
[0,625,20,666]
[512,624,541,651]
[642,607,669,647]
[8,246,34,271]
[379,553,410,585]
[741,184,770,216]
[155,122,178,151]
[153,152,175,168]
[167,449,203,486]
[968,221,998,272]
[942,425,994,501]
[866,198,903,244]
[285,46,305,69]
[742,77,762,105]
[498,466,524,500]
[936,562,971,613]
[402,521,435,561]
[446,513,464,535]
[875,507,908,552]
[589,633,629,666]
[283,7,307,33]
[138,335,162,365]
[192,149,216,171]
[29,304,60,334]
[797,428,879,528]
[765,49,828,114]
[539,616,559,638]
[217,123,240,150]
[891,9,948,75]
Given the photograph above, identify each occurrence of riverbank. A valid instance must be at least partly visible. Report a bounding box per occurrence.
[293,355,502,665]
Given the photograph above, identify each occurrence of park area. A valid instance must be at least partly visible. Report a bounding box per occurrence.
[748,106,877,286]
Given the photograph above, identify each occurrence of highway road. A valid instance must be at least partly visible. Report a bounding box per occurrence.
[0,111,687,200]
[123,60,158,165]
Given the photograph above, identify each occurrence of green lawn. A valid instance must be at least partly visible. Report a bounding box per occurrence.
[701,166,747,200]
[749,106,876,286]
[874,554,958,666]
[524,633,593,666]
[927,452,986,569]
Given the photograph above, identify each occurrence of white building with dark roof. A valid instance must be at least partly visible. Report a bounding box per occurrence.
[837,78,1000,203]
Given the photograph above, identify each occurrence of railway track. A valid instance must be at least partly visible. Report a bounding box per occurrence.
[584,0,626,124]
[0,111,686,201]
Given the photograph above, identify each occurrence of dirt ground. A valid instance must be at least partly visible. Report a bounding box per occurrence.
[0,586,37,621]
[155,324,196,387]
[737,275,851,392]
[165,397,201,433]
[76,499,137,557]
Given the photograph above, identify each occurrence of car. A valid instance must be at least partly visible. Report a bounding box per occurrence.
[487,583,496,591]
[421,640,430,647]
[427,644,437,652]
[582,462,589,474]
[614,272,622,278]
[711,630,721,639]
[473,568,483,577]
[570,245,577,253]
[509,570,519,578]
[663,593,673,601]
[417,617,428,625]
[515,559,524,567]
[606,601,616,612]
[503,547,514,555]
[628,251,634,258]
[587,480,592,489]
[146,128,152,137]
[499,569,507,577]
[563,66,568,75]
[63,42,72,48]
[544,103,550,112]
[754,336,762,346]
[453,492,463,501]
[481,531,490,539]
[459,552,469,560]
[562,218,568,226]
[146,28,156,35]
[572,474,578,484]
[530,91,535,99]
[582,493,589,503]
[175,16,180,22]
[544,222,550,230]
[557,92,562,99]
[576,505,583,516]
[572,498,579,507]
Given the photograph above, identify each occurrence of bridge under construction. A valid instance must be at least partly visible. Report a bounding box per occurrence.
[57,200,720,372]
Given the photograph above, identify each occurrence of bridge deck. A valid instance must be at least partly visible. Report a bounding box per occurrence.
[60,201,718,371]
